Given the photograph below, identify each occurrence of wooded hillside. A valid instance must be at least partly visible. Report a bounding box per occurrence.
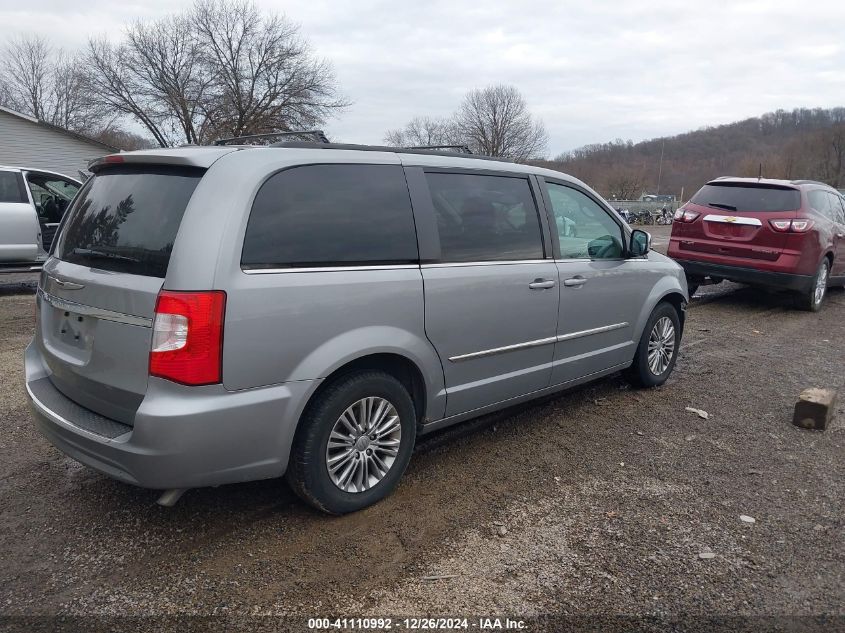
[535,107,845,201]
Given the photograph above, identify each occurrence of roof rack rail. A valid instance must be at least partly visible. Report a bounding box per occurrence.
[404,144,473,154]
[266,141,512,162]
[213,130,329,146]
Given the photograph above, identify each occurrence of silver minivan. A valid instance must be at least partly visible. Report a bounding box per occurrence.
[0,166,81,270]
[25,141,688,513]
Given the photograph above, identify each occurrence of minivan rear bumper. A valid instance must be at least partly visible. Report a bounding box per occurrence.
[676,260,814,293]
[25,341,318,490]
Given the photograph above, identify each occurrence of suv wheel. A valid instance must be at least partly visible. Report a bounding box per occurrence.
[795,259,829,312]
[286,371,416,514]
[626,302,680,388]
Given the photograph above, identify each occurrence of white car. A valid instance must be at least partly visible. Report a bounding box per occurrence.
[0,166,82,272]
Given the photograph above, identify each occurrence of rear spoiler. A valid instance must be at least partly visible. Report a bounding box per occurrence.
[88,147,241,173]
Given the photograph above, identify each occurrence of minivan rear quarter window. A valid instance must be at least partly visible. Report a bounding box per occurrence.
[55,166,204,278]
[241,164,418,268]
[691,183,801,212]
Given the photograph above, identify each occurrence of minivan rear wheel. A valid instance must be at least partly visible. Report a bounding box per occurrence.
[286,371,416,514]
[794,259,829,312]
[626,302,680,388]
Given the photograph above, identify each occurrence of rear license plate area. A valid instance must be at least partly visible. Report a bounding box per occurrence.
[705,222,754,239]
[48,305,95,353]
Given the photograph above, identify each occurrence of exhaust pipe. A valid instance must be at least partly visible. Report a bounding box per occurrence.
[156,488,188,507]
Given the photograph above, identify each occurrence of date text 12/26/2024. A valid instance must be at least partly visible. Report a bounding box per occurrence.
[308,617,527,630]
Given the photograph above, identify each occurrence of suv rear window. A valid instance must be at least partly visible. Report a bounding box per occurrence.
[242,164,418,268]
[54,166,203,277]
[691,183,801,212]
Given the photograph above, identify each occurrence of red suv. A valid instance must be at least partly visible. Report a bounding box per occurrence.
[668,178,845,311]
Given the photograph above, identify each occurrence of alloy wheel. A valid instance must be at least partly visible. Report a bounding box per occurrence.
[814,261,829,307]
[647,316,676,376]
[325,397,402,493]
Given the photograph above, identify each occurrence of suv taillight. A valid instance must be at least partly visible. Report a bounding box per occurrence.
[769,219,814,233]
[149,290,226,385]
[674,208,700,222]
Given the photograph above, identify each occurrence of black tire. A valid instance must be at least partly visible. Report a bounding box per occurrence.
[625,302,681,388]
[794,259,829,312]
[286,371,416,514]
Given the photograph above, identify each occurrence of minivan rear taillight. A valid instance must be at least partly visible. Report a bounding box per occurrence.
[149,291,226,385]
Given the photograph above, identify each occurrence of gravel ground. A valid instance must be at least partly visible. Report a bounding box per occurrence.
[0,228,842,631]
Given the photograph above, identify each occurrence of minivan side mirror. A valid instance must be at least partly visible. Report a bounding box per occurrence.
[629,229,651,257]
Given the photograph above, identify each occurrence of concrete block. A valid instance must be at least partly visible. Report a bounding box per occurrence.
[792,388,837,431]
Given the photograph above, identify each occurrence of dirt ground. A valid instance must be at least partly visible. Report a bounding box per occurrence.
[0,226,842,631]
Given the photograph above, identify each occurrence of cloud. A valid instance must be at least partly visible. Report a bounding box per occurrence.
[2,0,843,155]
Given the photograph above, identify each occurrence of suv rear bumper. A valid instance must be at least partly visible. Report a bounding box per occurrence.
[676,260,814,293]
[25,341,318,490]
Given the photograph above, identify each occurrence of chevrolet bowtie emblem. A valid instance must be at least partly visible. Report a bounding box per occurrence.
[724,216,737,223]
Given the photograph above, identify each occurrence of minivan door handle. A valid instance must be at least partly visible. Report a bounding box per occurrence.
[528,278,556,290]
[563,276,588,287]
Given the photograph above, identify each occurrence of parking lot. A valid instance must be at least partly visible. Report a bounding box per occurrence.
[0,225,842,626]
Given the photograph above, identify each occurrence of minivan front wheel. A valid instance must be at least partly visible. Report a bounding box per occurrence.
[626,302,680,388]
[795,259,829,312]
[286,371,416,514]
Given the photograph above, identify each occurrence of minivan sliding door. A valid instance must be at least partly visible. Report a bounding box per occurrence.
[408,168,559,417]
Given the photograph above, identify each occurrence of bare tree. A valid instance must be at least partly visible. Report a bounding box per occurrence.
[822,124,845,188]
[383,115,459,147]
[84,0,347,147]
[605,167,643,200]
[2,35,53,119]
[84,37,173,147]
[194,0,346,142]
[91,126,157,151]
[455,84,548,160]
[1,35,112,133]
[384,85,548,160]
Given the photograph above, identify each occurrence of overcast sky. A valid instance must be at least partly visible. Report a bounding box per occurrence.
[2,0,844,155]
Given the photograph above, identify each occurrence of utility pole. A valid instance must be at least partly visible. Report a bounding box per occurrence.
[656,138,665,196]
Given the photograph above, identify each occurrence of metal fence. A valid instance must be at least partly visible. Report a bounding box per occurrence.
[606,200,680,213]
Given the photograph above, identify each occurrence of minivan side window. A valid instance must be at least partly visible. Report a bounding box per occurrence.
[424,172,544,262]
[242,164,418,268]
[545,182,624,259]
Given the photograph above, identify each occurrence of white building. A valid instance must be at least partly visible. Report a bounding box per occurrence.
[0,105,119,179]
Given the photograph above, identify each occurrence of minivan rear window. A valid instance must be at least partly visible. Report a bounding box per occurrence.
[691,183,801,212]
[54,166,203,277]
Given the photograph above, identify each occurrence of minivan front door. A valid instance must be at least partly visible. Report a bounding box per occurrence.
[415,170,559,417]
[541,179,656,385]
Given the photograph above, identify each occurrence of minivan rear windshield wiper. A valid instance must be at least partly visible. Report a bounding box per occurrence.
[71,248,140,263]
[707,202,738,211]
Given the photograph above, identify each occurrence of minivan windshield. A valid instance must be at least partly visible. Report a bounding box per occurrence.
[691,183,801,212]
[54,166,204,277]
